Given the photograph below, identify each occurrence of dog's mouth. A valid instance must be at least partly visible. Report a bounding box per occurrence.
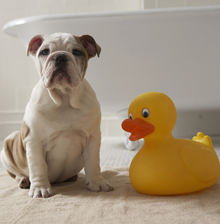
[41,51,82,89]
[46,67,76,89]
[51,69,71,84]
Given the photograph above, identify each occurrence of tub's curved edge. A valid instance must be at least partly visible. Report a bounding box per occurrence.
[3,5,220,37]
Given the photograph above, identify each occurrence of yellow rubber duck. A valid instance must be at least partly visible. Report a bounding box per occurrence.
[122,92,220,195]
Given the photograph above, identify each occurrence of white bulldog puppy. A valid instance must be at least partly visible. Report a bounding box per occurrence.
[1,33,113,198]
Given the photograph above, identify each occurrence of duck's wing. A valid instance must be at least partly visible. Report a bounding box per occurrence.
[180,145,220,183]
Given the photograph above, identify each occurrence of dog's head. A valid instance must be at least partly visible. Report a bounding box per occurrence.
[27,33,101,89]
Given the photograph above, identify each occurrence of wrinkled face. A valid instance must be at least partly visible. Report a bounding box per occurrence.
[27,33,101,89]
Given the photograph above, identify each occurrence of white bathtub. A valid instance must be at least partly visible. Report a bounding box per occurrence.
[3,6,220,137]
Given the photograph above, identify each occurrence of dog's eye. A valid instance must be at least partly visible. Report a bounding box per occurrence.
[41,49,50,56]
[73,49,82,56]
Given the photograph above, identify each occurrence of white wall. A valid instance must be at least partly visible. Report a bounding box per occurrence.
[0,0,220,140]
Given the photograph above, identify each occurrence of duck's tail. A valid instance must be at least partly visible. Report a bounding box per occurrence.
[192,132,213,148]
[193,132,220,177]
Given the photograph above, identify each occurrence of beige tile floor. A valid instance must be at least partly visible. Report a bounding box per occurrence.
[0,137,220,171]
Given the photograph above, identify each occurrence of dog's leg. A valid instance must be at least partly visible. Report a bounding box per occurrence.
[1,131,29,181]
[83,136,114,192]
[26,142,54,198]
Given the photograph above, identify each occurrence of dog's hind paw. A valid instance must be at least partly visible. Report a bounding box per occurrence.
[64,175,78,182]
[19,177,30,189]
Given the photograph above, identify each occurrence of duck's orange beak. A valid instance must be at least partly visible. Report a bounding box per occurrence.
[122,118,155,141]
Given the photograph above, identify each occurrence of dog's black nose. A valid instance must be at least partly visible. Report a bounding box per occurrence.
[53,54,68,66]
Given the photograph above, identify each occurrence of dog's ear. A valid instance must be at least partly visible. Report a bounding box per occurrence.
[27,35,45,56]
[79,35,101,59]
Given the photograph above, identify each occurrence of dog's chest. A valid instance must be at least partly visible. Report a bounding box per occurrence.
[45,129,86,183]
[24,79,100,155]
[48,102,98,132]
[41,107,91,144]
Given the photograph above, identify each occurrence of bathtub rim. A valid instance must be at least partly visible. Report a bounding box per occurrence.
[3,5,220,37]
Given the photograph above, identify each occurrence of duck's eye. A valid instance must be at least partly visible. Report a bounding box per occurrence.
[73,49,82,56]
[129,113,133,119]
[142,108,149,118]
[41,49,50,56]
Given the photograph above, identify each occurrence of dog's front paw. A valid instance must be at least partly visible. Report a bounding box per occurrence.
[28,186,54,198]
[86,177,114,192]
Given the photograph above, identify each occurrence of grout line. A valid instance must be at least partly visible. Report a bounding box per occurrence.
[0,111,25,114]
[0,121,22,125]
